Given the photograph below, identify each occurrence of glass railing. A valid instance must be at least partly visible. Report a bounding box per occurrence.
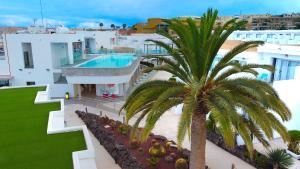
[60,57,69,66]
[73,51,83,63]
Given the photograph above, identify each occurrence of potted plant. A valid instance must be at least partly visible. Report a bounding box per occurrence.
[286,130,300,159]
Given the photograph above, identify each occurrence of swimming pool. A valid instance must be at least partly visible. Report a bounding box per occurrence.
[78,54,136,68]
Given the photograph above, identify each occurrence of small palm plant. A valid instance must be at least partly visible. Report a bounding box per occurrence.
[266,149,294,169]
[121,9,292,169]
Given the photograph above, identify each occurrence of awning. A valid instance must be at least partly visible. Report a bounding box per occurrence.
[0,75,13,80]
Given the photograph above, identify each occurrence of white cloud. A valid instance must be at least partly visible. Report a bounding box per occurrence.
[0,15,32,26]
[0,15,67,27]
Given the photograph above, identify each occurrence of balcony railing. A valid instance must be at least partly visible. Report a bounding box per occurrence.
[62,57,142,77]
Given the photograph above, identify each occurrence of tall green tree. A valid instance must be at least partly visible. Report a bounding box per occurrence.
[121,9,291,169]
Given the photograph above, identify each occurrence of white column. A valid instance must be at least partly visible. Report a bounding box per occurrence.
[77,85,81,98]
[68,42,74,64]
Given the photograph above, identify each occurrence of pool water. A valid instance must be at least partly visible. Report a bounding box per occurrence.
[78,54,136,68]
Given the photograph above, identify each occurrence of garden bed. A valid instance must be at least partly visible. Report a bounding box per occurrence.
[207,131,271,169]
[76,111,193,169]
[76,110,273,169]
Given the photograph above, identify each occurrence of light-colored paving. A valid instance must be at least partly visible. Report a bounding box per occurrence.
[64,105,121,169]
[65,103,255,169]
[64,71,260,169]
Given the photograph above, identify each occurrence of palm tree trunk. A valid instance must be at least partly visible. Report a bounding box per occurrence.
[189,112,207,169]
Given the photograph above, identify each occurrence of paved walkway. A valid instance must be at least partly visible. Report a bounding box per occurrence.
[65,103,255,169]
[63,71,259,169]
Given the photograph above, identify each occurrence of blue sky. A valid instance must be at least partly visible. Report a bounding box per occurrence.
[0,0,300,28]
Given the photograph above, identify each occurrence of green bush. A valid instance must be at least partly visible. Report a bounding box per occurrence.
[118,124,130,135]
[253,151,269,168]
[288,130,300,154]
[175,158,188,169]
[266,149,294,169]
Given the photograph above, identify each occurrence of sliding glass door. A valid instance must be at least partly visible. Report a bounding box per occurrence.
[273,58,300,81]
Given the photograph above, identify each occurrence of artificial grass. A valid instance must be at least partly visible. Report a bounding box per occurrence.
[0,87,86,169]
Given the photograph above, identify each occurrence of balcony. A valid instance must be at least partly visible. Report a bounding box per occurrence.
[61,57,142,84]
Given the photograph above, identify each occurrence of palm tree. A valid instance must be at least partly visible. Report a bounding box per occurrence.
[121,9,291,169]
[122,23,127,29]
[99,22,104,30]
[111,24,115,30]
[266,149,294,169]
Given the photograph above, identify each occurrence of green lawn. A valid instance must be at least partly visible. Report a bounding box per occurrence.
[0,87,86,169]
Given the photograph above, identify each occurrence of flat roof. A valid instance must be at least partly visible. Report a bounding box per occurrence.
[0,75,13,80]
[221,40,257,52]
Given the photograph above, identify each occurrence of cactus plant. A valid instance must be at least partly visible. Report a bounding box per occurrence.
[130,139,140,149]
[175,158,188,169]
[149,142,166,157]
[151,139,158,145]
[147,157,160,166]
[118,124,129,135]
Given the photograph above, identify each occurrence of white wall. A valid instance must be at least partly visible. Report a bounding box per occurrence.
[0,59,9,75]
[49,84,75,98]
[273,79,300,132]
[117,33,172,51]
[77,31,116,49]
[5,33,84,86]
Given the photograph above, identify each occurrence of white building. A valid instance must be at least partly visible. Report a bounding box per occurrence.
[1,29,300,123]
[0,30,147,98]
[229,30,300,44]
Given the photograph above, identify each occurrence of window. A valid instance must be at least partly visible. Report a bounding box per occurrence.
[0,80,9,87]
[273,58,300,81]
[256,34,262,38]
[22,43,34,68]
[26,81,36,86]
[0,43,5,60]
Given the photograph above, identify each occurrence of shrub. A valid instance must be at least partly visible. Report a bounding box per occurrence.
[253,151,269,168]
[101,116,110,124]
[149,142,166,157]
[130,139,140,149]
[175,158,188,169]
[288,130,300,154]
[266,149,294,169]
[147,157,160,166]
[118,124,129,135]
[138,147,144,155]
[109,120,116,128]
